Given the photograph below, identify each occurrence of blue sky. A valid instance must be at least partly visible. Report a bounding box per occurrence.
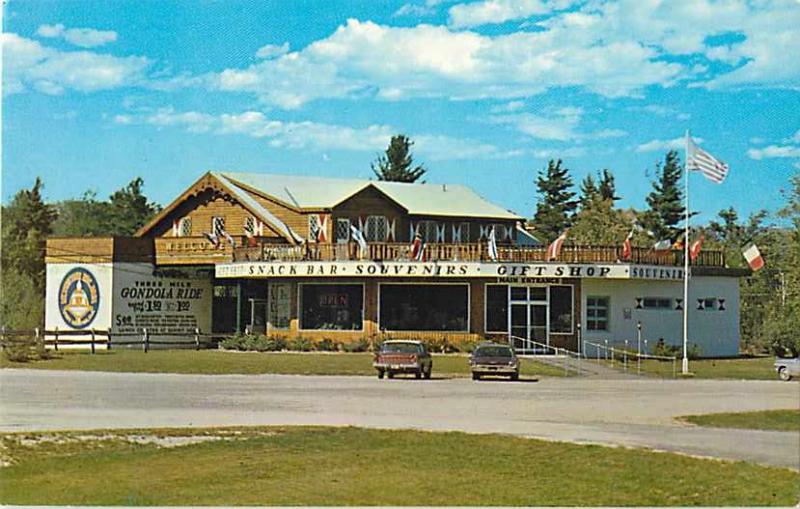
[3,0,799,225]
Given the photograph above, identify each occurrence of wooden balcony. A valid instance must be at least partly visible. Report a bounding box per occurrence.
[231,240,726,267]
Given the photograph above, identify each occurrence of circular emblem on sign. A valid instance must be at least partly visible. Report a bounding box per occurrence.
[58,268,100,329]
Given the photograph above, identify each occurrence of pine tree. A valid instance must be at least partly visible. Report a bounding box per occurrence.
[642,150,685,240]
[103,178,161,236]
[578,174,600,210]
[531,159,578,242]
[0,177,57,327]
[598,168,620,202]
[371,135,426,182]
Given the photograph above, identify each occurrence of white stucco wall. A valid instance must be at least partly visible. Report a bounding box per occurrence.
[580,276,740,358]
[45,262,212,348]
[45,263,115,333]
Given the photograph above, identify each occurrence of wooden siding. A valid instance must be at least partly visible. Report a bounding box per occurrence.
[333,186,407,241]
[46,237,153,264]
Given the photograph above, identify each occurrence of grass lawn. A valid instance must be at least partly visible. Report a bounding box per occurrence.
[0,349,569,378]
[613,356,778,380]
[1,426,797,506]
[681,409,800,431]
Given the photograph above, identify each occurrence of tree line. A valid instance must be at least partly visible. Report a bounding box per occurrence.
[2,135,798,355]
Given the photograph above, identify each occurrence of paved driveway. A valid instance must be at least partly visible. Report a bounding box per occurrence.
[1,369,798,469]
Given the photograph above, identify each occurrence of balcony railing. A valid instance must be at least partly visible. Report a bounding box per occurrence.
[231,240,726,267]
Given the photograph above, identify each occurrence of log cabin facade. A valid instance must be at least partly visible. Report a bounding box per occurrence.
[45,171,746,356]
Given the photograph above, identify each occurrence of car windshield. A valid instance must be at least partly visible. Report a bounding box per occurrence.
[474,346,513,357]
[382,343,420,354]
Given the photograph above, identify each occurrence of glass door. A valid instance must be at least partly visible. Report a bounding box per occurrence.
[507,286,549,353]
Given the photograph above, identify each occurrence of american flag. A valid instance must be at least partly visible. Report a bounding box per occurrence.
[687,135,729,184]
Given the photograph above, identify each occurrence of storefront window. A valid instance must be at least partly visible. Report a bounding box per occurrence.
[380,284,468,331]
[549,285,573,333]
[269,282,291,330]
[486,285,508,332]
[300,284,363,330]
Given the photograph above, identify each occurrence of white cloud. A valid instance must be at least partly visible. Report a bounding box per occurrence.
[255,42,289,59]
[114,107,520,159]
[394,0,447,17]
[490,106,626,142]
[635,136,703,153]
[747,145,800,160]
[448,0,574,29]
[206,18,684,108]
[787,130,800,144]
[532,146,586,158]
[36,23,117,48]
[2,33,149,95]
[414,134,522,160]
[490,100,525,113]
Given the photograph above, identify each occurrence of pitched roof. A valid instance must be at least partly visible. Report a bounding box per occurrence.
[213,173,304,243]
[218,171,522,220]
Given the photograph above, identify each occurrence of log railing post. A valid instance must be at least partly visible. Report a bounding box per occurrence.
[54,326,59,351]
[195,328,201,350]
[143,328,149,353]
[90,328,96,355]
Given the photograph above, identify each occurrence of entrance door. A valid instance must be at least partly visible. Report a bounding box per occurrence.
[248,298,267,335]
[508,286,549,353]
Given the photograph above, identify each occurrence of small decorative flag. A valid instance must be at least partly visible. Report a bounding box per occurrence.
[487,226,498,261]
[672,234,685,251]
[220,229,236,247]
[350,225,368,260]
[652,239,673,252]
[687,135,729,184]
[743,244,764,271]
[689,235,704,262]
[546,230,568,261]
[204,232,220,247]
[621,229,634,260]
[411,232,426,261]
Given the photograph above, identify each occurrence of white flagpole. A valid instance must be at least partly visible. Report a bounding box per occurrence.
[682,130,690,375]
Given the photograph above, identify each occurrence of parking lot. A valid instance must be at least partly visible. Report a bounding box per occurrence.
[1,369,798,468]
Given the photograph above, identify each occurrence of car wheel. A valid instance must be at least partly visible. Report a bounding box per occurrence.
[387,371,394,379]
[472,373,480,381]
[778,367,792,381]
[510,373,519,381]
[377,370,384,379]
[415,369,422,379]
[424,366,432,379]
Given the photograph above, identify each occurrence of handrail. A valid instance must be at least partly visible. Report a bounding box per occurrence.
[583,339,677,377]
[225,240,726,267]
[508,335,583,376]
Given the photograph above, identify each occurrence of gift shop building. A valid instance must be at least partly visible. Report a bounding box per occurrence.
[45,171,747,356]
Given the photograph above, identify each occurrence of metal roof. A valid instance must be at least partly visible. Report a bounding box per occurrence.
[218,171,522,220]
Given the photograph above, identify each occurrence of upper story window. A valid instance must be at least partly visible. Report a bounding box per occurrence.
[335,218,351,242]
[460,222,471,242]
[308,214,321,241]
[365,215,388,242]
[212,216,225,237]
[417,220,440,243]
[175,217,192,237]
[244,216,256,236]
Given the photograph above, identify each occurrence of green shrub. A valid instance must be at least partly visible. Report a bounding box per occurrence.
[289,337,313,352]
[343,336,370,353]
[652,340,702,359]
[220,333,285,352]
[315,338,338,352]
